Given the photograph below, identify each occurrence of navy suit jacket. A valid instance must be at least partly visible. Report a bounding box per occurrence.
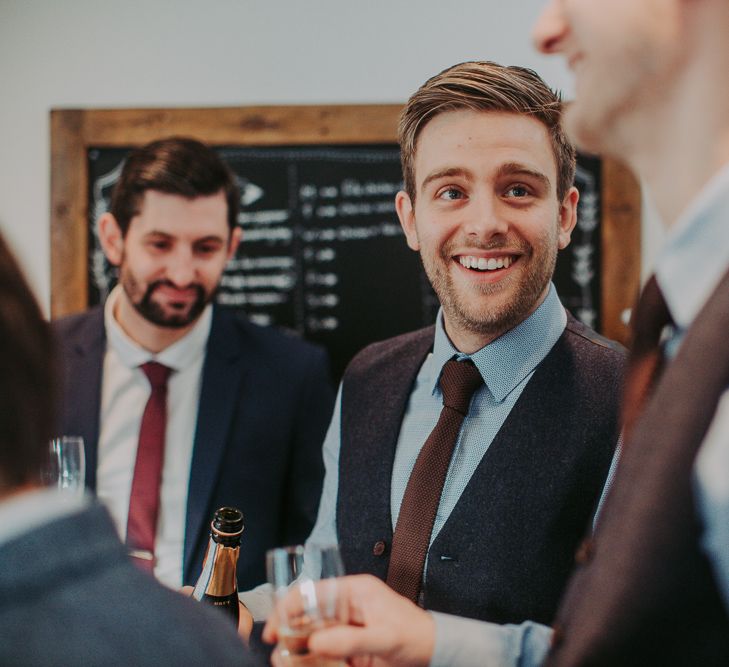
[53,305,334,589]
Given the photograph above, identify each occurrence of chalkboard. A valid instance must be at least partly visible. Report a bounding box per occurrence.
[52,106,641,380]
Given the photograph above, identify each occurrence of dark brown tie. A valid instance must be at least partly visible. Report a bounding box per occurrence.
[127,361,172,572]
[386,358,484,603]
[622,275,674,440]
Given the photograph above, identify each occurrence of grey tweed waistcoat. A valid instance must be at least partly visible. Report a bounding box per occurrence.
[337,315,624,624]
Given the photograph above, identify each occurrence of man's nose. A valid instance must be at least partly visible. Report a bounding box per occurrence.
[532,0,567,55]
[463,197,509,241]
[166,248,195,286]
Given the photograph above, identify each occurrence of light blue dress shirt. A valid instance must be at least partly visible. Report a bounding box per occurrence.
[239,286,565,621]
[272,284,560,663]
[307,283,566,556]
[0,488,89,547]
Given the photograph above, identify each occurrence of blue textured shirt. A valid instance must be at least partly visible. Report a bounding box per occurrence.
[306,283,566,559]
[390,284,567,541]
[238,284,568,622]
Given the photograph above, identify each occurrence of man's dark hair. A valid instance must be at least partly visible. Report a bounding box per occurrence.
[0,232,54,492]
[110,137,240,235]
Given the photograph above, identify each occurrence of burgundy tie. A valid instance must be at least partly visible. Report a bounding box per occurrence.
[622,275,674,441]
[386,358,484,603]
[126,361,172,572]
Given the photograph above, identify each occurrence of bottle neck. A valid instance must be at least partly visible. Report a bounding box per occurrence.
[197,537,240,597]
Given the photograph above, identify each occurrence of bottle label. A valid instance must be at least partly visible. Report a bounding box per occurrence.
[202,592,240,625]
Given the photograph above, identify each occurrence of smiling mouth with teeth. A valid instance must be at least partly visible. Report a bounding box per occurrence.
[458,255,515,272]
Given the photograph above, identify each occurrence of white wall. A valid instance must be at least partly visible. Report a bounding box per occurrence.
[0,0,584,311]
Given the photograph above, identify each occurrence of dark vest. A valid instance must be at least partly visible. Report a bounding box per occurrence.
[337,315,624,625]
[546,272,729,666]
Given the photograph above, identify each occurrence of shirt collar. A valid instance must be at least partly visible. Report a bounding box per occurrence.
[430,282,567,402]
[104,284,213,372]
[655,161,729,331]
[0,487,90,548]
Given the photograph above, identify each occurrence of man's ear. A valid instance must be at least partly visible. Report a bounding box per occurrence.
[395,191,420,252]
[557,186,579,250]
[226,226,242,261]
[97,213,125,266]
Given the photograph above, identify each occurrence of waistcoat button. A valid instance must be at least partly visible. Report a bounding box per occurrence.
[372,540,387,556]
[575,538,595,565]
[550,623,564,649]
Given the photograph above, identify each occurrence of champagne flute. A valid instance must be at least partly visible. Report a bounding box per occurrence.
[40,436,85,497]
[266,544,346,667]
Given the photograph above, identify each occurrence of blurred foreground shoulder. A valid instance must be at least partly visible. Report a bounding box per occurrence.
[0,500,262,667]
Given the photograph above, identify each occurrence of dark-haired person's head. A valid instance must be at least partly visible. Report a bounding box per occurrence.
[110,137,239,235]
[98,137,242,338]
[0,232,54,495]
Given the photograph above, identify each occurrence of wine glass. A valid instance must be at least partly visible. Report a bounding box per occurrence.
[266,544,346,667]
[40,436,85,497]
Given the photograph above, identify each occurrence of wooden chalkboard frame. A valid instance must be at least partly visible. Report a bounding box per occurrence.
[50,105,641,344]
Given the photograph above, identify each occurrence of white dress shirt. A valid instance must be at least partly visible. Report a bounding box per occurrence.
[0,488,89,548]
[97,285,212,588]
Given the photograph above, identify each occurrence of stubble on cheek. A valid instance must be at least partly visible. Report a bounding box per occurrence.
[423,232,557,340]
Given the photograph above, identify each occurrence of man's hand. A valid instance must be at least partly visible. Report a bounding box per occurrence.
[237,600,254,642]
[180,585,254,642]
[263,574,435,667]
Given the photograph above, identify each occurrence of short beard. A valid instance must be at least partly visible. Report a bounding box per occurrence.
[122,270,210,329]
[423,235,557,342]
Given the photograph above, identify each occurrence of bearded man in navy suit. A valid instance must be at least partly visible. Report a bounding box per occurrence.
[54,137,334,591]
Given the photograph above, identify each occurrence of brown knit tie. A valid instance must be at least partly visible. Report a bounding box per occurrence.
[386,358,484,603]
[622,275,674,441]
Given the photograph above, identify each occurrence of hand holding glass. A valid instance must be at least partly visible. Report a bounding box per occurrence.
[266,544,346,667]
[40,436,85,496]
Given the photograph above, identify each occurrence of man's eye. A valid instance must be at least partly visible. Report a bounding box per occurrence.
[505,185,530,198]
[437,187,464,201]
[149,241,170,250]
[196,245,219,255]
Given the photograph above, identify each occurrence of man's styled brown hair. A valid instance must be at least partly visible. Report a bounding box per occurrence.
[0,233,54,492]
[399,61,576,202]
[110,137,240,235]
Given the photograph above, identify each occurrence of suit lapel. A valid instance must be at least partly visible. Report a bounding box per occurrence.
[61,308,106,491]
[183,309,249,578]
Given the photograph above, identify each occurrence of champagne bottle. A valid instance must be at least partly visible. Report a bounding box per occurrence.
[191,506,244,625]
